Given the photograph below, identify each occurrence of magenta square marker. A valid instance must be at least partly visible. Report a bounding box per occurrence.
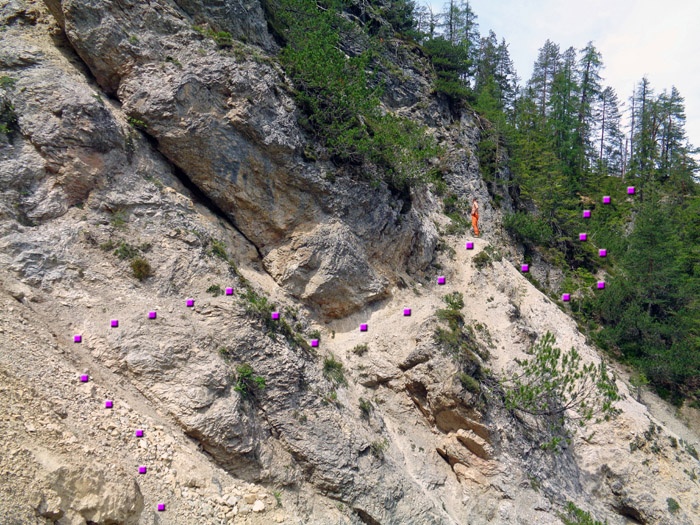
[148,312,156,319]
[225,288,233,296]
[186,299,194,307]
[466,242,474,250]
[583,210,591,218]
[74,335,82,343]
[80,374,89,382]
[603,196,611,204]
[157,504,165,512]
[521,264,529,272]
[271,312,279,320]
[562,294,570,302]
[135,429,143,437]
[105,400,113,408]
[599,249,607,257]
[437,276,446,285]
[360,324,368,332]
[597,281,605,289]
[311,339,319,348]
[110,320,118,328]
[579,233,587,241]
[139,466,147,474]
[404,309,411,316]
[627,186,635,194]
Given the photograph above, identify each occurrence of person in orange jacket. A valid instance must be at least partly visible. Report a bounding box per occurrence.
[471,198,479,237]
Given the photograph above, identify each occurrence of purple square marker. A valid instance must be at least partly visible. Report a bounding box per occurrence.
[597,281,605,289]
[225,288,233,296]
[74,335,82,343]
[360,324,368,332]
[562,293,570,302]
[603,196,611,204]
[579,233,587,241]
[111,320,118,328]
[437,276,446,285]
[311,339,319,348]
[105,400,113,408]
[157,504,165,512]
[148,312,156,319]
[466,242,474,250]
[135,429,143,437]
[599,249,607,257]
[627,186,635,194]
[404,309,411,316]
[80,374,89,382]
[583,210,591,218]
[139,466,147,474]
[271,312,280,320]
[521,264,529,272]
[186,299,194,307]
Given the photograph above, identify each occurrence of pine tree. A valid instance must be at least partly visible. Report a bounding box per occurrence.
[528,40,560,118]
[597,86,624,176]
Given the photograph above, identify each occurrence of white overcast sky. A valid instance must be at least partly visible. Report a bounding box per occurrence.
[426,0,700,148]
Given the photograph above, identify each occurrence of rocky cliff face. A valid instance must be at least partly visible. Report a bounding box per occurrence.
[1,1,698,524]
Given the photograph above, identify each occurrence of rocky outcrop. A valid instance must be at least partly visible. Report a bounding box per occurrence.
[41,0,439,319]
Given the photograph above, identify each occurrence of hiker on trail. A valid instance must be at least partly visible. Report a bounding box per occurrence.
[471,198,480,237]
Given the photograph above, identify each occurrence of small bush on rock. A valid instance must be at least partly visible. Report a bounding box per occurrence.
[130,257,152,281]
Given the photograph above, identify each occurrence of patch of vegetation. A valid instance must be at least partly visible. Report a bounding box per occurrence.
[503,212,555,246]
[127,116,147,130]
[238,288,309,351]
[218,347,232,361]
[91,93,103,104]
[472,250,492,270]
[359,397,373,420]
[435,292,483,385]
[0,76,17,89]
[0,97,18,136]
[114,242,139,260]
[308,329,321,341]
[109,210,128,229]
[209,238,228,260]
[323,354,346,386]
[273,491,282,506]
[560,502,607,525]
[370,439,388,460]
[501,332,621,453]
[233,363,266,399]
[130,257,152,281]
[207,284,223,297]
[165,55,183,68]
[352,343,368,356]
[99,240,115,251]
[193,25,233,47]
[458,373,480,394]
[272,0,440,196]
[666,497,680,514]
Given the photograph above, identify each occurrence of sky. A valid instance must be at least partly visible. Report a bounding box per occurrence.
[427,0,700,149]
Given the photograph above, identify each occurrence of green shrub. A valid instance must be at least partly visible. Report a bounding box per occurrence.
[323,354,346,386]
[0,76,17,89]
[666,498,680,514]
[114,242,139,260]
[206,284,223,297]
[561,501,606,525]
[503,212,554,245]
[130,257,152,281]
[472,250,491,269]
[359,398,373,420]
[127,116,147,130]
[501,332,621,452]
[352,343,368,355]
[234,363,266,399]
[370,439,388,460]
[458,373,480,393]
